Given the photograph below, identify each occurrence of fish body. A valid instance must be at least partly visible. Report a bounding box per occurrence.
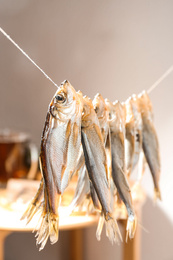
[23,80,83,250]
[93,93,112,182]
[93,93,110,145]
[124,95,144,178]
[129,95,146,184]
[124,97,136,176]
[80,94,121,243]
[106,99,136,239]
[130,95,143,171]
[137,91,161,200]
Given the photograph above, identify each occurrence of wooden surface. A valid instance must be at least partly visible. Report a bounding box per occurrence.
[122,208,141,260]
[0,205,99,231]
[0,179,146,260]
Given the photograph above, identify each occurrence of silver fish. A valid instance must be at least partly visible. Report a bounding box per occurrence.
[124,97,136,176]
[137,91,161,200]
[93,93,110,144]
[80,94,122,244]
[105,99,136,240]
[22,80,83,250]
[130,95,146,184]
[130,95,143,171]
[93,93,112,183]
[124,95,145,180]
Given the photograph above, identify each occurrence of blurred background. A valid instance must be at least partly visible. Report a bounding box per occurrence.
[0,0,173,259]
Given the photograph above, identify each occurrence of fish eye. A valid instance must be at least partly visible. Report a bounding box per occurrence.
[55,93,66,103]
[94,106,99,114]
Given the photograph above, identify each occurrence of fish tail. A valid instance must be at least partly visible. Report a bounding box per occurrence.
[35,191,60,250]
[36,214,50,251]
[96,212,122,244]
[154,187,162,201]
[49,213,59,244]
[105,213,122,244]
[36,212,59,251]
[96,213,105,241]
[126,214,137,242]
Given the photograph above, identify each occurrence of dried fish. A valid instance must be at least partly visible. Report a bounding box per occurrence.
[21,81,161,250]
[80,94,122,244]
[124,97,135,176]
[137,91,161,200]
[93,93,112,183]
[106,99,137,240]
[22,80,83,250]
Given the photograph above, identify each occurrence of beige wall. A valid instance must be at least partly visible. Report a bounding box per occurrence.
[1,0,173,259]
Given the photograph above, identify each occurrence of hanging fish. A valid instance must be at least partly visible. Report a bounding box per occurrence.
[67,92,100,215]
[22,80,83,250]
[105,99,137,240]
[124,95,146,182]
[93,93,112,183]
[21,82,161,250]
[68,93,111,216]
[137,91,161,200]
[124,97,136,176]
[130,95,146,184]
[79,94,122,244]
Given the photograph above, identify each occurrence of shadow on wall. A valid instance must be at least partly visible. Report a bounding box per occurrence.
[142,198,173,260]
[83,197,173,260]
[4,197,173,260]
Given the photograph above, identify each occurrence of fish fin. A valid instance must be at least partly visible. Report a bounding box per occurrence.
[32,209,43,233]
[105,214,122,244]
[136,151,146,183]
[21,202,40,224]
[36,215,50,251]
[154,187,162,201]
[126,214,137,242]
[49,213,59,244]
[36,212,59,250]
[21,179,44,223]
[96,213,105,241]
[96,213,122,244]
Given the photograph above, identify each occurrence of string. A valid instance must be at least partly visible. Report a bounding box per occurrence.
[0,26,59,88]
[1,26,173,93]
[147,66,173,94]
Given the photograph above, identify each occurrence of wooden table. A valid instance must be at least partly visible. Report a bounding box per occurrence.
[0,180,146,260]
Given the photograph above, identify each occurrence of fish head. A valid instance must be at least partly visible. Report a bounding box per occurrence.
[113,100,126,127]
[105,99,119,133]
[49,80,82,121]
[105,99,115,120]
[130,95,142,124]
[138,91,153,111]
[93,93,108,120]
[138,90,153,120]
[125,96,137,123]
[114,100,125,116]
[80,95,98,128]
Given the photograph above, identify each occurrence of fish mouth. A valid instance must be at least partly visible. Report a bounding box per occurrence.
[61,79,69,86]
